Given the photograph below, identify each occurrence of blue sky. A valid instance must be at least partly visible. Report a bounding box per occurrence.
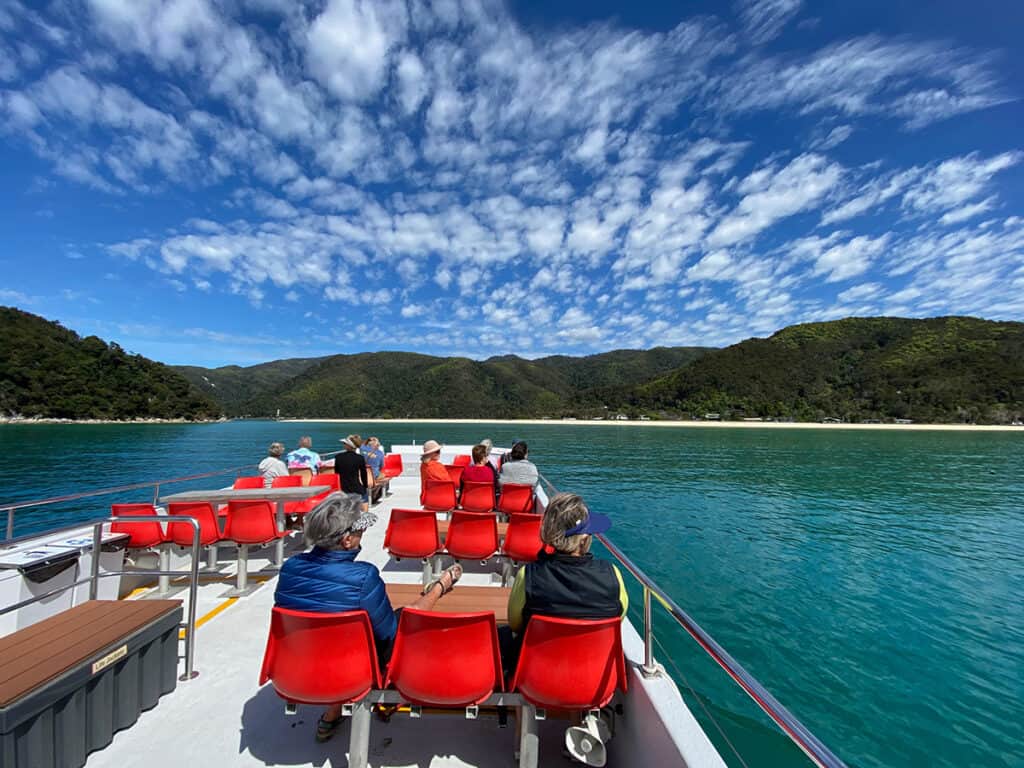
[1,0,1022,367]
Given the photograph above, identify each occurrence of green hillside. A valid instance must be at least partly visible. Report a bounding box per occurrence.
[0,307,220,420]
[176,357,321,414]
[237,347,710,418]
[623,316,1024,424]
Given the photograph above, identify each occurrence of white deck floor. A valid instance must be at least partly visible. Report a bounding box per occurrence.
[69,470,726,768]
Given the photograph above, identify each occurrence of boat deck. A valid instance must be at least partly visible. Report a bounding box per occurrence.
[42,469,725,768]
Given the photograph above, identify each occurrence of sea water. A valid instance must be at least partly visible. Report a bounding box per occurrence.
[1,421,1021,768]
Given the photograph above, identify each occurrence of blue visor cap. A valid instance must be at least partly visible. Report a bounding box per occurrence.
[564,510,612,537]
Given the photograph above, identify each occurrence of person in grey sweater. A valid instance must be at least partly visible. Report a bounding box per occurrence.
[498,440,538,489]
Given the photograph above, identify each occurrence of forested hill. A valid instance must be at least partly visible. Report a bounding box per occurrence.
[176,357,321,414]
[619,316,1024,424]
[0,307,220,420]
[200,347,711,418]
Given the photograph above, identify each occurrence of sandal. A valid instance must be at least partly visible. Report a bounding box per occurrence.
[422,563,463,596]
[315,714,344,743]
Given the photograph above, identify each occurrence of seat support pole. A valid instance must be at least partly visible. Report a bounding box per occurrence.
[158,546,171,595]
[519,703,539,768]
[348,701,372,768]
[421,558,433,588]
[237,546,248,591]
[274,501,286,566]
[206,544,218,570]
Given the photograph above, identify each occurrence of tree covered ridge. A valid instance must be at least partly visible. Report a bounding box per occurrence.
[0,307,220,420]
[625,316,1024,423]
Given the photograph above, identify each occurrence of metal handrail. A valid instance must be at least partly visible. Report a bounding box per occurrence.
[0,515,203,681]
[536,471,847,768]
[2,463,257,540]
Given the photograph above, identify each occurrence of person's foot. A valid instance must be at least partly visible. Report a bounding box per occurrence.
[438,562,463,593]
[315,713,344,742]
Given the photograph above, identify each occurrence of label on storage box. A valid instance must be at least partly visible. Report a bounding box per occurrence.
[92,644,128,674]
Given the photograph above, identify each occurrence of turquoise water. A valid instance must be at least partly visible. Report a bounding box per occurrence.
[1,422,1021,768]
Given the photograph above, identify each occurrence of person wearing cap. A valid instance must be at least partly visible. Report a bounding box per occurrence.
[286,436,321,475]
[335,434,370,509]
[258,442,288,488]
[498,440,538,490]
[419,439,449,486]
[274,493,463,742]
[501,493,628,672]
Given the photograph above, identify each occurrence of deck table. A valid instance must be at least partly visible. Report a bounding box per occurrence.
[385,583,512,625]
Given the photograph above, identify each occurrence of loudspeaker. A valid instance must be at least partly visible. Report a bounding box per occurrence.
[564,711,613,766]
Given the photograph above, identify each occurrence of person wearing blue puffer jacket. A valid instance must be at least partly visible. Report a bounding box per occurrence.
[274,493,462,743]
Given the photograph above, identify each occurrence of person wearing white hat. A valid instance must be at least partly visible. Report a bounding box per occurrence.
[335,434,369,510]
[419,439,448,488]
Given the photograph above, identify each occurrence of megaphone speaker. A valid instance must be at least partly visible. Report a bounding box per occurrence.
[564,712,612,767]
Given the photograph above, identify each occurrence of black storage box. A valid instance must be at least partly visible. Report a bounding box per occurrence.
[0,600,182,768]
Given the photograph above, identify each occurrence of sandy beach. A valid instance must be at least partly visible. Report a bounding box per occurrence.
[279,418,1024,433]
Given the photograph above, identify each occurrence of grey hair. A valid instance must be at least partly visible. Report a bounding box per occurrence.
[480,438,493,452]
[268,442,285,457]
[299,436,313,448]
[540,493,592,555]
[304,493,362,549]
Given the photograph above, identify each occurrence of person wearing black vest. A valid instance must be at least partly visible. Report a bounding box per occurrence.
[335,435,369,510]
[500,493,628,675]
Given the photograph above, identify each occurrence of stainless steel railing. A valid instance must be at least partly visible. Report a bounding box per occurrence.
[536,471,847,768]
[2,463,258,540]
[0,515,203,681]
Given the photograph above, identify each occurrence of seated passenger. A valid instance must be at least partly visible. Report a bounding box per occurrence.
[274,494,462,742]
[498,440,538,489]
[419,439,449,486]
[258,442,288,488]
[462,443,498,488]
[286,436,321,475]
[501,493,627,673]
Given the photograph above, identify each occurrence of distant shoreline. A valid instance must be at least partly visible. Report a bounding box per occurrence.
[279,418,1024,433]
[0,417,224,425]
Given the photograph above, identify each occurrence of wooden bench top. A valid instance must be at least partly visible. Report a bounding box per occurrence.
[385,584,511,625]
[437,520,509,538]
[0,599,182,707]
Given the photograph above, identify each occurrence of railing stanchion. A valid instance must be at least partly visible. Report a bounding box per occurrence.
[5,507,12,541]
[152,483,160,507]
[641,586,661,677]
[181,520,201,681]
[89,522,103,601]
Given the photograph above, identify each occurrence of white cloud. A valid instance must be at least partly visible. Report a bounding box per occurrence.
[812,234,890,283]
[735,0,803,45]
[902,151,1022,216]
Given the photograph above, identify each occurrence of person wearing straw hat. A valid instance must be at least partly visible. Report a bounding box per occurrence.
[419,439,448,486]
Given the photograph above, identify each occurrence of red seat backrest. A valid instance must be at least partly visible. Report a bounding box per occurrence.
[497,483,535,515]
[271,475,304,488]
[166,502,221,546]
[445,511,498,561]
[502,513,543,563]
[460,481,496,513]
[259,607,381,705]
[233,476,265,490]
[383,508,440,559]
[385,608,502,706]
[308,474,341,492]
[223,500,280,544]
[420,479,456,511]
[110,503,165,548]
[452,454,472,467]
[382,453,404,476]
[511,616,627,709]
[444,464,465,487]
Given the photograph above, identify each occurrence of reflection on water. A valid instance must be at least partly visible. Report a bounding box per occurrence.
[1,422,1021,768]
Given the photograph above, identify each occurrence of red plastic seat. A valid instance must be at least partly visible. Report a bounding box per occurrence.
[381,453,404,479]
[459,480,496,513]
[497,483,535,516]
[420,479,456,512]
[445,464,465,487]
[223,500,286,545]
[452,454,472,467]
[383,508,440,559]
[384,608,502,706]
[259,607,381,705]
[287,473,339,515]
[510,616,627,709]
[166,502,222,546]
[445,511,499,561]
[502,513,543,563]
[234,476,265,490]
[271,475,305,488]
[110,503,166,548]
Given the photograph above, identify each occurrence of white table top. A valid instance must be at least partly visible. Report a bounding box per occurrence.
[158,487,324,503]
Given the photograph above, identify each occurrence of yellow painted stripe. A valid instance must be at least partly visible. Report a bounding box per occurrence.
[179,598,238,639]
